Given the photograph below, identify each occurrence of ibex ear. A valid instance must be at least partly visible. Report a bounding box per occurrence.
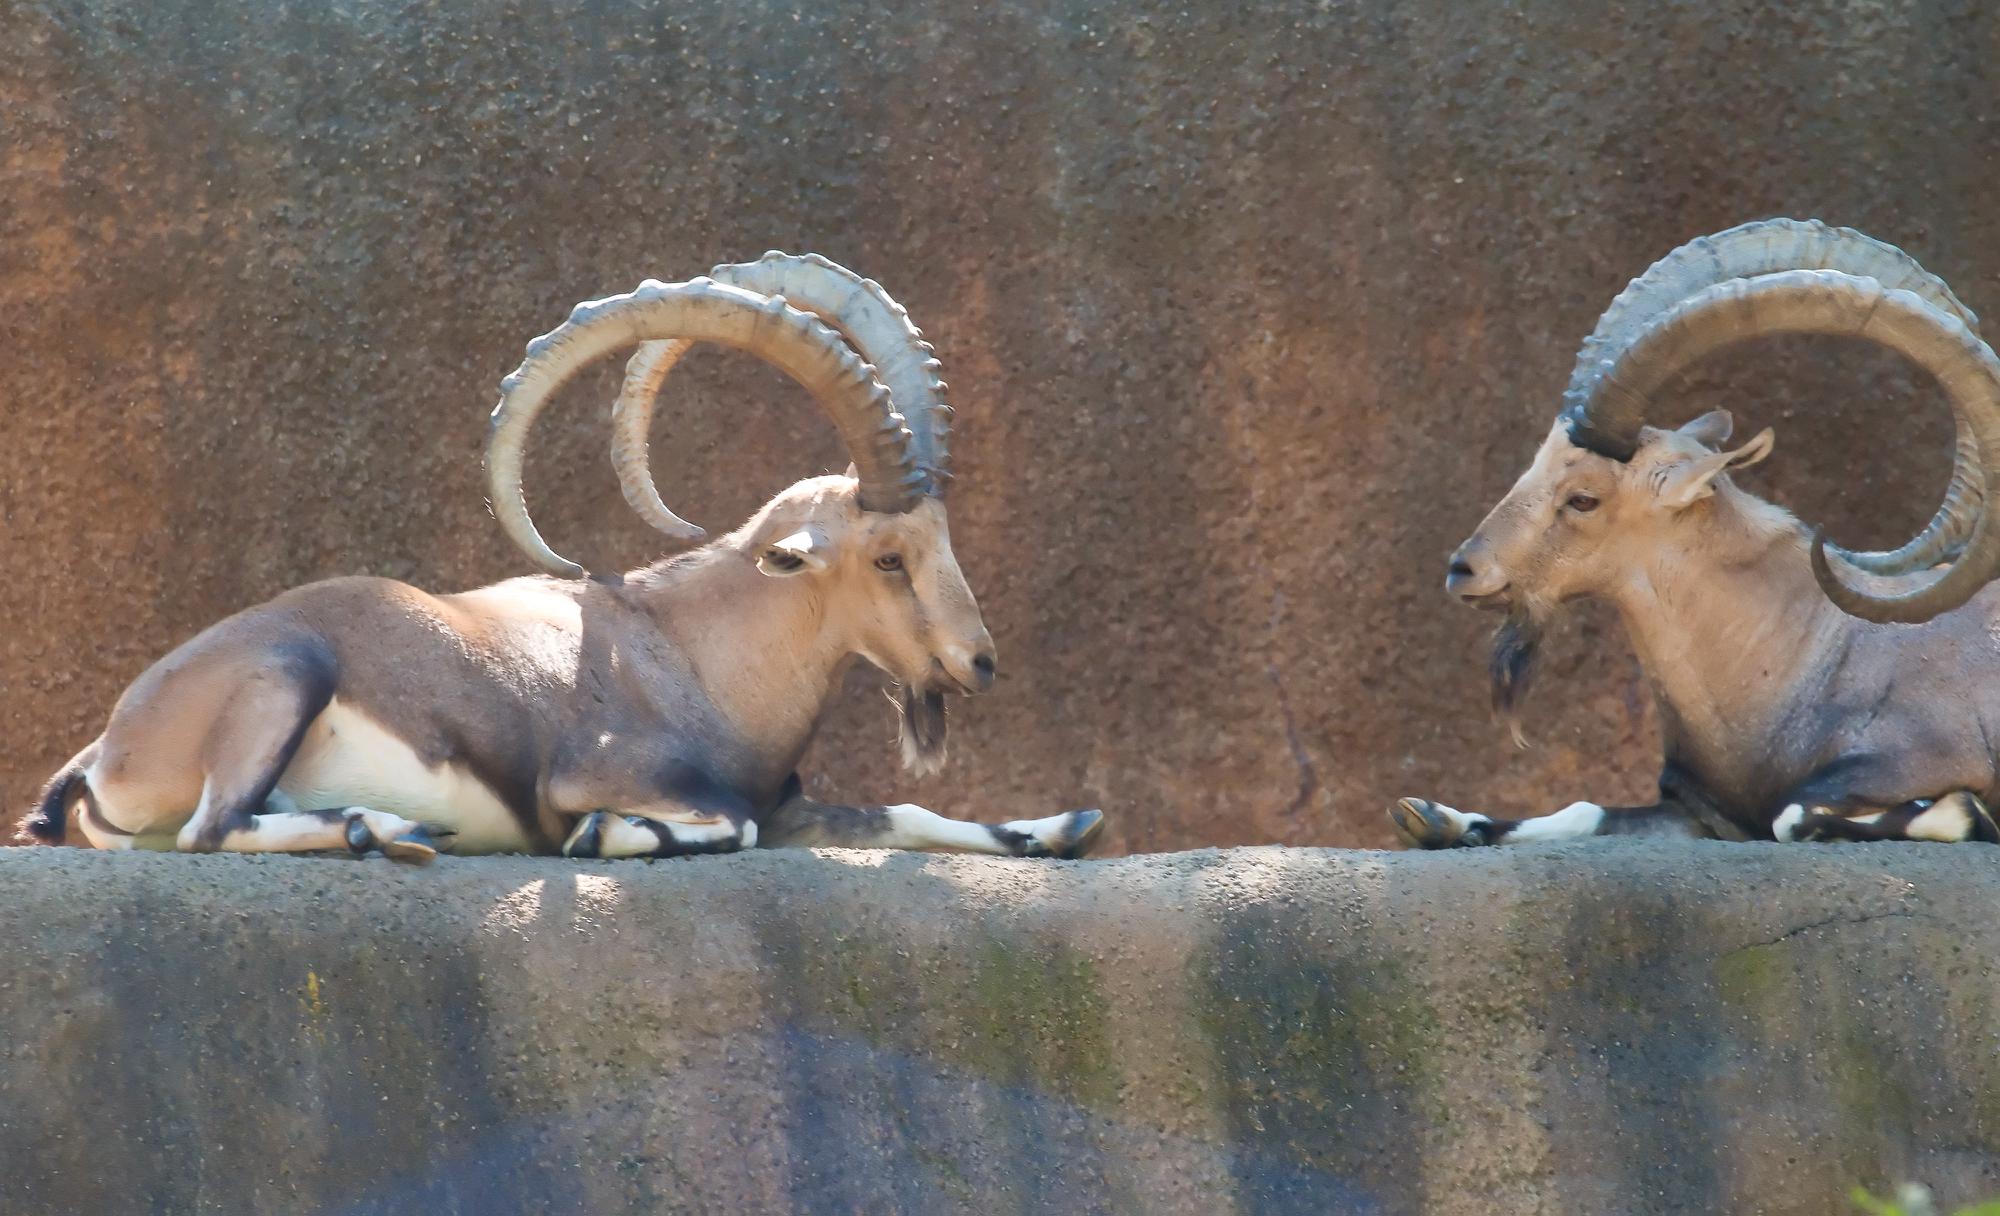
[1676,409,1734,449]
[757,527,831,577]
[1656,428,1775,511]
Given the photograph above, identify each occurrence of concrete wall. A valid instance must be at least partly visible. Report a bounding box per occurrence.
[5,1,1998,851]
[3,842,1997,1214]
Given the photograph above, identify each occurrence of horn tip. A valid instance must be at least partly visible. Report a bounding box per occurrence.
[1810,527,1941,626]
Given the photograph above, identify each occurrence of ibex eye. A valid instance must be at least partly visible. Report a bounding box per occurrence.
[874,553,904,572]
[1566,494,1601,513]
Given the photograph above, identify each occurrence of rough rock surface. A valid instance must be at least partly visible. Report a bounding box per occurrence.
[3,0,1995,851]
[2,841,1997,1214]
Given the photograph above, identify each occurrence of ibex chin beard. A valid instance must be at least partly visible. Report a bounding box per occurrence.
[1488,605,1545,750]
[893,683,950,776]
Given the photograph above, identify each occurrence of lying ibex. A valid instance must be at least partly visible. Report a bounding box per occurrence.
[20,254,1103,863]
[1393,219,2000,848]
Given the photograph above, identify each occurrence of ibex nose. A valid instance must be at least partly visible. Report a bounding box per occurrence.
[969,651,998,692]
[1445,540,1508,604]
[1445,548,1479,595]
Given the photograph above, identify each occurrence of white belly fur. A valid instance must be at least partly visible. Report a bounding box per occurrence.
[277,699,532,854]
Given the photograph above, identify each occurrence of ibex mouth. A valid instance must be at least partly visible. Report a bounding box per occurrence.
[1460,587,1513,612]
[931,659,984,697]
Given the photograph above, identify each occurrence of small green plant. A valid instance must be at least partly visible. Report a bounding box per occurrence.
[1852,1183,2000,1216]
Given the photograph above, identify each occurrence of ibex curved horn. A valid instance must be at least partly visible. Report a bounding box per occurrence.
[1564,219,1983,579]
[486,278,921,577]
[1574,268,2000,623]
[610,253,951,543]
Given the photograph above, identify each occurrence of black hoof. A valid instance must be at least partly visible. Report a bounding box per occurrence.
[1961,794,2000,844]
[345,815,374,855]
[1056,809,1106,859]
[564,811,608,859]
[381,827,442,865]
[1390,798,1471,849]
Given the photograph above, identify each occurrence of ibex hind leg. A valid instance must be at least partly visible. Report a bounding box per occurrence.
[1776,792,2000,843]
[168,644,339,853]
[163,643,447,863]
[211,807,454,864]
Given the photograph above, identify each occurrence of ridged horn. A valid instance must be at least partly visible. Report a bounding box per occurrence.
[1563,219,1982,577]
[1582,269,2000,624]
[487,278,921,577]
[609,337,701,539]
[611,252,951,542]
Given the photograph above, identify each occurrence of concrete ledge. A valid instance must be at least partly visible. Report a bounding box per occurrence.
[2,841,1996,1215]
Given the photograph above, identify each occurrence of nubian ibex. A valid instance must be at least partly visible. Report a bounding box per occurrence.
[21,254,1104,863]
[1393,220,2000,848]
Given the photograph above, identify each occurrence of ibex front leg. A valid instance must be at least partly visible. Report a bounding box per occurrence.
[557,760,756,860]
[1389,769,1727,848]
[1389,798,1711,848]
[758,777,1104,858]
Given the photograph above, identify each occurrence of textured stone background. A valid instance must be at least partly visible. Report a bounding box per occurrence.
[2,0,1994,851]
[4,843,1998,1215]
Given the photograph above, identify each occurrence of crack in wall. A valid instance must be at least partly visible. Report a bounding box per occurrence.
[1262,587,1321,823]
[1266,661,1320,822]
[1726,907,1922,955]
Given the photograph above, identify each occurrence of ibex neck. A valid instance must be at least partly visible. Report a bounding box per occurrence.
[624,550,850,761]
[1607,493,1843,789]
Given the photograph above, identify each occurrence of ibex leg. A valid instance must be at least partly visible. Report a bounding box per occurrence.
[759,778,1104,858]
[1389,798,1711,848]
[1774,791,2000,843]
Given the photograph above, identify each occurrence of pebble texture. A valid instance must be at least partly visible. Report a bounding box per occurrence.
[2,841,1998,1214]
[3,1,1996,851]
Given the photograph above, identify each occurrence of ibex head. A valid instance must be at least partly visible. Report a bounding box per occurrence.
[482,253,989,773]
[1448,411,1774,614]
[737,480,993,773]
